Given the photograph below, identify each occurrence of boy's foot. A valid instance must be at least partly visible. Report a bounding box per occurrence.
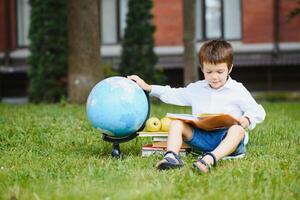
[222,153,245,160]
[192,152,217,173]
[222,146,246,160]
[156,151,184,170]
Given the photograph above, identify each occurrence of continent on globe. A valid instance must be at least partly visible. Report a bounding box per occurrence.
[86,76,150,138]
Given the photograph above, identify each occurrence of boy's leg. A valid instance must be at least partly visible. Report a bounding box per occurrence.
[195,125,245,169]
[166,120,193,154]
[156,120,193,169]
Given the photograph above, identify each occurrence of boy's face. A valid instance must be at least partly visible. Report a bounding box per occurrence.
[202,62,232,89]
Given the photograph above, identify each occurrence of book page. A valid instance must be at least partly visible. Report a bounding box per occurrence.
[166,113,198,120]
[165,113,239,131]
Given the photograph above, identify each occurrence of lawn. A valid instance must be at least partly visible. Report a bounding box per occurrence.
[0,102,299,200]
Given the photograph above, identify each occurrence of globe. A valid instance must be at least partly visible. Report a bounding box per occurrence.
[86,76,149,138]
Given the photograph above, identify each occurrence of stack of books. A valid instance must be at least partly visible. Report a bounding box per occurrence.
[137,113,239,157]
[137,131,191,157]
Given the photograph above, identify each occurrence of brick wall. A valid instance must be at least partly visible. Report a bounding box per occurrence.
[153,0,300,45]
[279,0,300,41]
[0,0,17,52]
[10,0,17,49]
[153,0,183,46]
[0,0,5,51]
[242,0,300,43]
[1,0,300,51]
[242,0,275,43]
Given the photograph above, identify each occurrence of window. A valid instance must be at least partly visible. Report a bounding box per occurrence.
[101,0,128,44]
[17,0,31,46]
[196,0,241,41]
[224,0,241,39]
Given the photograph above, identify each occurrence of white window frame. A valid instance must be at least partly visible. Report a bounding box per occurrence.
[17,0,31,46]
[101,0,128,45]
[196,0,242,41]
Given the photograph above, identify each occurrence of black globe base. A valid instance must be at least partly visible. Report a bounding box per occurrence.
[111,143,122,158]
[102,133,138,158]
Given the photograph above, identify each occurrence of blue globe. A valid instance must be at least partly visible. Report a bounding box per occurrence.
[86,76,149,138]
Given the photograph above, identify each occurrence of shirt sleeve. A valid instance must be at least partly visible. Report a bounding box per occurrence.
[149,85,191,106]
[239,85,266,130]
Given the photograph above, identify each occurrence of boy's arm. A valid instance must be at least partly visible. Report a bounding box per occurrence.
[127,75,191,106]
[127,75,152,92]
[149,85,191,106]
[238,116,251,129]
[239,86,266,130]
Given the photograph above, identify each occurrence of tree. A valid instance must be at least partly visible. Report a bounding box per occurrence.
[68,0,103,103]
[120,0,165,85]
[183,0,198,85]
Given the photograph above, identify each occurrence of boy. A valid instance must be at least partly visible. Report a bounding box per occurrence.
[128,39,266,173]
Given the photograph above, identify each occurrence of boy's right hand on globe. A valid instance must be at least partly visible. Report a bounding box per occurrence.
[127,75,152,92]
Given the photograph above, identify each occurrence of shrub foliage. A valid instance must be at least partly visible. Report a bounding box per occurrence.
[120,0,166,85]
[28,0,68,102]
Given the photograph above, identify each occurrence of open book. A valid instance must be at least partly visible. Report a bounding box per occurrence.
[166,113,239,131]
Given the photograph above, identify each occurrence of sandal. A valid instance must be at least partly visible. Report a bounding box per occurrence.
[156,151,184,170]
[192,152,217,173]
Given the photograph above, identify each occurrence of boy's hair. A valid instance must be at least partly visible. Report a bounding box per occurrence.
[198,39,233,70]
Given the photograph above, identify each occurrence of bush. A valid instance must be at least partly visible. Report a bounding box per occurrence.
[28,0,68,103]
[119,0,166,85]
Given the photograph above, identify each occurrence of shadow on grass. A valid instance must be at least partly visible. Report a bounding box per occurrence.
[67,136,145,159]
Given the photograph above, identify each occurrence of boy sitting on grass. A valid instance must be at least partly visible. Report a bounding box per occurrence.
[128,39,266,173]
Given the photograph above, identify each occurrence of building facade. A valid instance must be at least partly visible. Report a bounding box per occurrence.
[1,0,300,99]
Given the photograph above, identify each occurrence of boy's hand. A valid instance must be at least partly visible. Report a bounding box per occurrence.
[238,117,250,129]
[127,75,152,92]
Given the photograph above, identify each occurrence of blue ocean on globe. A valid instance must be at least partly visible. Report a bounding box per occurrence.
[86,76,149,137]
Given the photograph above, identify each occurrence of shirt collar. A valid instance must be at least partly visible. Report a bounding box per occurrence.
[203,76,233,90]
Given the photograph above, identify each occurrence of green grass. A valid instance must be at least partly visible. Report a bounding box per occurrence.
[0,102,299,200]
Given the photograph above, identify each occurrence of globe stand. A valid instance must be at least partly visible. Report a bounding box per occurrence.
[102,133,138,158]
[99,85,150,158]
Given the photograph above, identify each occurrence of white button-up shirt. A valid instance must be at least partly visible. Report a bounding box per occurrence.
[150,77,266,143]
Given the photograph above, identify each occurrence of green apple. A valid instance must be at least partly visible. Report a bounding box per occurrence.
[160,117,172,132]
[145,117,161,132]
